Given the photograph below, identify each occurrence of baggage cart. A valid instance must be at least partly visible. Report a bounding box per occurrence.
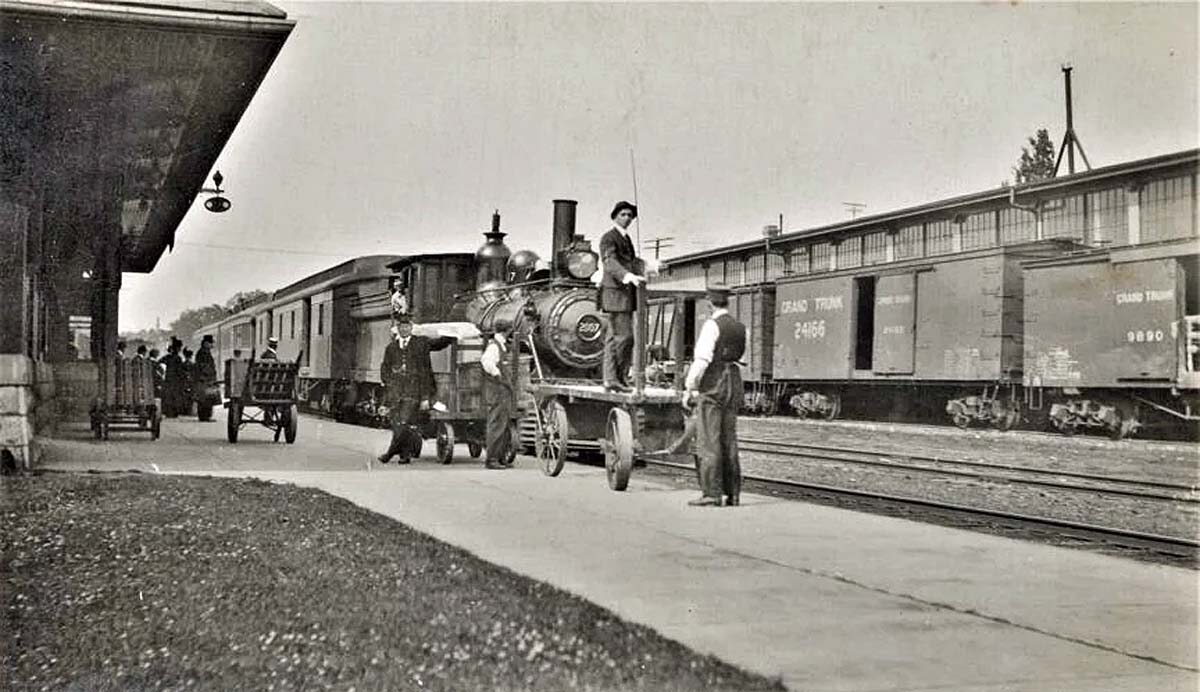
[224,358,300,443]
[91,358,162,440]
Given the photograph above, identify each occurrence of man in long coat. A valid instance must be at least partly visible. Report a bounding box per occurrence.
[377,315,451,464]
[683,285,747,507]
[194,335,219,422]
[598,200,647,391]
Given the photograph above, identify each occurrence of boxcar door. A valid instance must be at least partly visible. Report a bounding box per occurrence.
[872,273,916,374]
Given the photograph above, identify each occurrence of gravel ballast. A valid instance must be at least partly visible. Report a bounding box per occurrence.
[2,473,783,692]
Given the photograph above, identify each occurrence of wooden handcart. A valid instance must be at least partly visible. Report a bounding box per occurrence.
[91,358,162,440]
[528,289,693,490]
[224,358,300,444]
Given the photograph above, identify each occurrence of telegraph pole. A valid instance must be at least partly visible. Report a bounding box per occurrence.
[643,236,675,260]
[1053,65,1092,177]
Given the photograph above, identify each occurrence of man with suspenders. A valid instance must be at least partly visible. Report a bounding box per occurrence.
[683,284,747,507]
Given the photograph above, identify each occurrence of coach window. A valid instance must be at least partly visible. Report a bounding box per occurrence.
[1140,175,1196,243]
[1085,188,1128,246]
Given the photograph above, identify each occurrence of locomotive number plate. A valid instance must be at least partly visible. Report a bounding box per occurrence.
[577,315,603,342]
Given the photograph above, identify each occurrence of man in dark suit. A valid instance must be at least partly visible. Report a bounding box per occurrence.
[377,314,451,464]
[598,200,647,391]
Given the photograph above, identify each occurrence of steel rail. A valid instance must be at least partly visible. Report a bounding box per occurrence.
[739,437,1198,502]
[642,459,1200,555]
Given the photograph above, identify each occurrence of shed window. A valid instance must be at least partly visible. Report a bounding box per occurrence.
[788,247,810,275]
[836,238,862,269]
[810,243,833,273]
[960,212,996,251]
[999,208,1036,245]
[1042,195,1085,241]
[863,232,888,265]
[926,220,955,256]
[744,255,765,285]
[1141,175,1196,243]
[1086,188,1128,246]
[895,225,922,259]
[765,253,786,280]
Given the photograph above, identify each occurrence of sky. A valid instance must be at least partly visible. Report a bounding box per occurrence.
[119,1,1199,332]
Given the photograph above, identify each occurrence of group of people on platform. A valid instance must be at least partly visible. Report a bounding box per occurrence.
[116,334,221,421]
[375,199,746,506]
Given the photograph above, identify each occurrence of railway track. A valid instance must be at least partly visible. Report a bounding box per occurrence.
[738,437,1200,503]
[639,450,1199,566]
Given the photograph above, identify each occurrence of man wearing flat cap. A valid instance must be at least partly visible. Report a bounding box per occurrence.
[598,200,648,392]
[683,284,746,507]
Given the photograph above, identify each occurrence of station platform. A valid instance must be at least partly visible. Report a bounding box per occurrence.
[39,416,1199,692]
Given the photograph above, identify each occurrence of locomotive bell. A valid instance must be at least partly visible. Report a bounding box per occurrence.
[475,210,511,288]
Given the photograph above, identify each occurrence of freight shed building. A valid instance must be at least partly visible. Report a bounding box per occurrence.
[653,150,1197,292]
[0,1,294,468]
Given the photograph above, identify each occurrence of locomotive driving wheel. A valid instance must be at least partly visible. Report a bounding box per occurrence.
[536,399,568,477]
[605,408,634,491]
[436,421,455,464]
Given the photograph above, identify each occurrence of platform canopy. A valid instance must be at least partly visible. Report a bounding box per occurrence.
[0,0,294,272]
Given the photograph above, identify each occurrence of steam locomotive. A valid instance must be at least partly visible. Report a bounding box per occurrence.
[193,199,623,424]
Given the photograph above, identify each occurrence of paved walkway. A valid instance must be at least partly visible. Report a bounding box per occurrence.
[40,416,1200,692]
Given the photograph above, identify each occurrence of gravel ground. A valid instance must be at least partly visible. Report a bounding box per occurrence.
[1,473,783,692]
[740,417,1200,489]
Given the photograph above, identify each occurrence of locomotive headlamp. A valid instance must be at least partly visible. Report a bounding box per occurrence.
[565,250,598,280]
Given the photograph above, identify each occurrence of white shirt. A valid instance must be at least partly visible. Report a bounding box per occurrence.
[396,337,410,350]
[684,308,729,390]
[480,337,506,377]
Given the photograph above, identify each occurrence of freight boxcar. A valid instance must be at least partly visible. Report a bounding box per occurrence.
[771,239,1080,426]
[1022,237,1200,438]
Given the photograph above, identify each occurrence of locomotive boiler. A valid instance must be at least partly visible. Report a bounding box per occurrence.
[464,199,607,378]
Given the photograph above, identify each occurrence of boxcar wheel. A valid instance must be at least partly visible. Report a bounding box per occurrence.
[285,404,298,444]
[436,421,455,464]
[227,403,240,443]
[605,408,634,491]
[537,400,568,477]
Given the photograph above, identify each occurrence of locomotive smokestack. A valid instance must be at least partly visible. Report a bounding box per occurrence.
[551,199,577,276]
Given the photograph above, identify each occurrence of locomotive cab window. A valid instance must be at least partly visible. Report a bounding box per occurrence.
[854,276,876,371]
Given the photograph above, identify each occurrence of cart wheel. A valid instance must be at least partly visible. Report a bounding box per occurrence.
[825,394,842,420]
[467,442,482,459]
[227,403,240,443]
[537,399,569,477]
[285,404,298,444]
[502,423,519,467]
[952,413,972,429]
[436,421,455,464]
[605,408,634,491]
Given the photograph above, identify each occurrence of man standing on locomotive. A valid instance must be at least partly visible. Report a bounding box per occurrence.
[377,314,449,464]
[598,200,649,392]
[479,326,514,469]
[683,285,747,507]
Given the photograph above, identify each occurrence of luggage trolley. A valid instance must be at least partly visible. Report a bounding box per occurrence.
[430,339,486,463]
[91,358,162,440]
[224,358,301,443]
[529,289,693,490]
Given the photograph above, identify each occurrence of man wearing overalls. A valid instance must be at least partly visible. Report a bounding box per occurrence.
[480,327,515,469]
[683,285,746,507]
